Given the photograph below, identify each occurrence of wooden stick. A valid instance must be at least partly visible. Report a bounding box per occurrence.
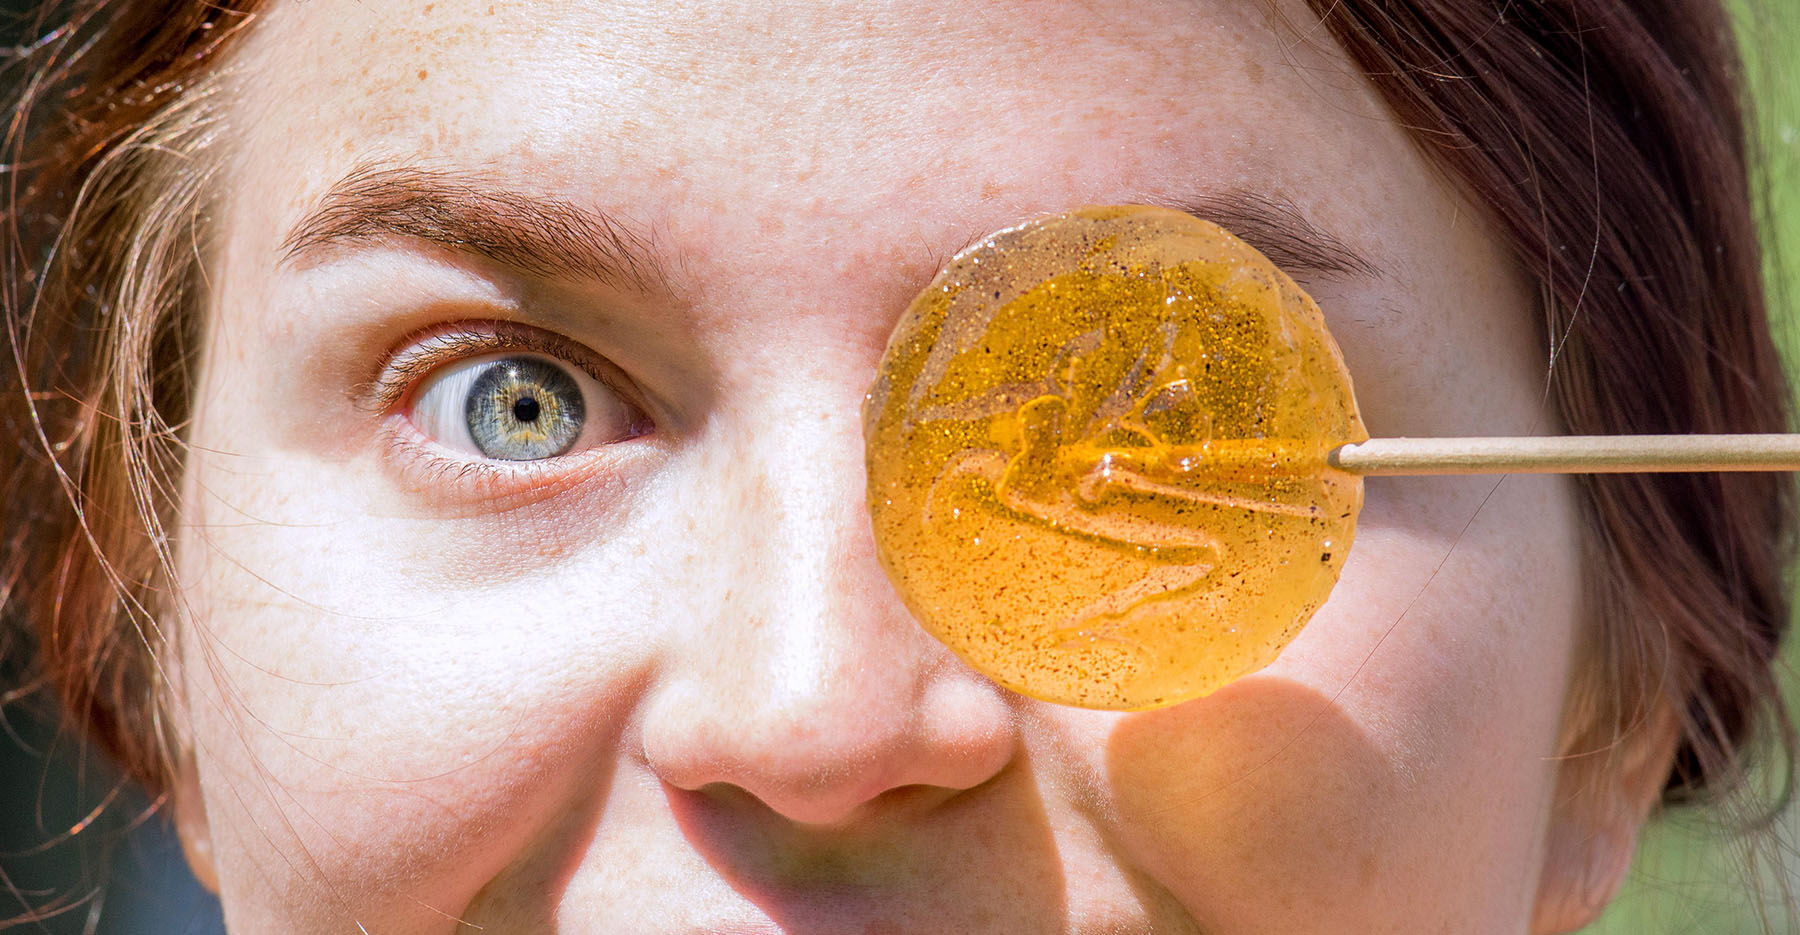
[1328,435,1800,475]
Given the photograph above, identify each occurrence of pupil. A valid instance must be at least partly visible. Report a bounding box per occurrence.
[512,396,541,423]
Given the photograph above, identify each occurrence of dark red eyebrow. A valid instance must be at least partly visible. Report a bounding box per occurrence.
[1155,191,1381,280]
[282,162,1378,290]
[280,162,667,290]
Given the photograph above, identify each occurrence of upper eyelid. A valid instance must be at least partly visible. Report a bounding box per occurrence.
[364,322,619,414]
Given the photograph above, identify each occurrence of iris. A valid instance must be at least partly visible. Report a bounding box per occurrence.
[464,356,586,460]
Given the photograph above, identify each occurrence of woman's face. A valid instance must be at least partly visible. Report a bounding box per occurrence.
[177,1,1612,931]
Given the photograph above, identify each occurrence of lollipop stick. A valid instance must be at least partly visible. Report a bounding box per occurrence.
[1328,435,1800,475]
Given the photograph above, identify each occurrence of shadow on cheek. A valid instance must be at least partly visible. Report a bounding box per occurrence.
[451,748,625,928]
[1105,676,1403,929]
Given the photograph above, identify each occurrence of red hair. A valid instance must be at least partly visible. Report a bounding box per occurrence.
[1306,0,1795,806]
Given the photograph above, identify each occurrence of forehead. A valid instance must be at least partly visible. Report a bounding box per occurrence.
[222,0,1423,279]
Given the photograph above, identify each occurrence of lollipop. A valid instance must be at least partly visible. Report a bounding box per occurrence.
[864,205,1363,710]
[864,204,1800,711]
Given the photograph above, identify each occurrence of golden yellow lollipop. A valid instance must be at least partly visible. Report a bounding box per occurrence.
[864,204,1365,710]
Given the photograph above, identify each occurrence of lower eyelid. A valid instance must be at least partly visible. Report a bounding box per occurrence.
[376,412,642,515]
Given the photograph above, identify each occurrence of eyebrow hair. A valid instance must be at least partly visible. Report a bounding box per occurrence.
[1151,191,1381,280]
[281,163,1378,292]
[280,162,667,290]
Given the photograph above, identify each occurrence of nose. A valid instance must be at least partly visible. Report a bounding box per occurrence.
[639,395,1018,827]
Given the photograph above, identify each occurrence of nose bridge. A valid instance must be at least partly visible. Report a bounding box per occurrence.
[751,404,903,685]
[641,387,1016,825]
[704,396,934,732]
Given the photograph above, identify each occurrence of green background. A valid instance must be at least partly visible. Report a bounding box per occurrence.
[1584,2,1800,932]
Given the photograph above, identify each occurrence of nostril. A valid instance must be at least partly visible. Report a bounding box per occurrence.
[640,674,1018,828]
[677,779,972,841]
[693,761,929,829]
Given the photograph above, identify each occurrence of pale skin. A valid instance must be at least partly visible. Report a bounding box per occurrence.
[171,1,1677,931]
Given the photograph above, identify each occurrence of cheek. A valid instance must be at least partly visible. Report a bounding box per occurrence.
[1096,472,1584,930]
[171,450,677,928]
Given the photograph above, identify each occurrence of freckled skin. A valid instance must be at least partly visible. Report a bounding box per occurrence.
[177,1,1605,932]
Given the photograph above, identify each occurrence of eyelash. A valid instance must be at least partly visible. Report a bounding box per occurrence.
[369,321,650,494]
[370,321,620,409]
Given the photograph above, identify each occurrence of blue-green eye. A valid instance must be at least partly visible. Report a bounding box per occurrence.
[410,352,638,461]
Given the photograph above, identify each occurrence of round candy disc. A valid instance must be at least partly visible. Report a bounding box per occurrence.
[863,205,1367,710]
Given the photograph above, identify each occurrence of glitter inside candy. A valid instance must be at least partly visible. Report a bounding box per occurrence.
[863,205,1367,710]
